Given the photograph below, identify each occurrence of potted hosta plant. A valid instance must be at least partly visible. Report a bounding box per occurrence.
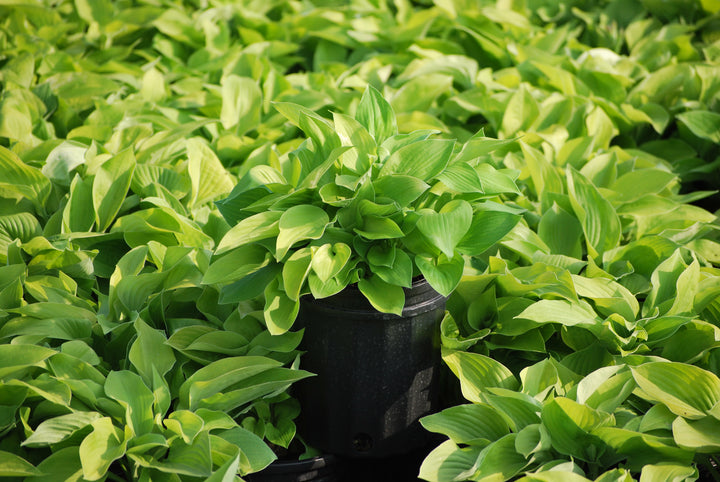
[204,85,522,459]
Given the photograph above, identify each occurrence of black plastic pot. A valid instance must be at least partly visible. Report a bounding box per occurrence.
[294,277,445,458]
[245,455,338,482]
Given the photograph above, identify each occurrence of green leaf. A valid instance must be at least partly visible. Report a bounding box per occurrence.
[473,434,528,480]
[42,141,87,187]
[23,412,102,447]
[442,349,519,402]
[104,370,154,437]
[63,175,95,232]
[221,75,262,134]
[373,248,413,288]
[92,148,136,232]
[415,253,464,297]
[276,205,329,260]
[676,110,720,142]
[457,207,521,256]
[372,175,430,207]
[594,426,693,470]
[282,247,313,301]
[542,397,614,461]
[179,356,282,410]
[0,145,51,215]
[572,275,639,321]
[515,299,599,327]
[417,200,473,258]
[500,84,539,137]
[475,164,521,195]
[354,215,405,240]
[418,439,482,482]
[358,274,405,315]
[639,463,698,482]
[436,162,485,193]
[0,451,42,477]
[311,243,351,282]
[379,138,454,181]
[356,84,397,145]
[567,167,621,258]
[203,244,270,285]
[196,368,312,413]
[0,344,56,380]
[609,169,677,204]
[79,417,129,481]
[205,454,240,482]
[187,138,234,208]
[672,416,720,453]
[215,211,282,255]
[537,203,583,258]
[420,403,510,445]
[264,278,300,334]
[35,446,84,482]
[219,264,281,304]
[631,362,720,419]
[217,427,276,475]
[128,317,175,386]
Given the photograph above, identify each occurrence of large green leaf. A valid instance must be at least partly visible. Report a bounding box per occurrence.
[215,211,282,255]
[355,84,397,145]
[221,74,262,133]
[104,370,155,436]
[379,138,454,181]
[0,451,42,477]
[275,205,329,260]
[631,362,720,419]
[442,349,519,402]
[179,356,282,410]
[187,138,234,208]
[672,416,720,453]
[676,110,720,142]
[541,397,614,461]
[79,417,129,481]
[0,344,56,380]
[417,200,473,258]
[63,175,95,233]
[92,148,136,232]
[418,439,482,482]
[420,403,510,445]
[0,146,51,215]
[23,412,102,447]
[566,167,621,258]
[216,427,276,475]
[515,299,599,327]
[311,243,351,283]
[358,274,405,315]
[281,247,313,301]
[203,245,270,285]
[415,253,464,297]
[34,446,85,482]
[372,175,430,208]
[264,278,300,334]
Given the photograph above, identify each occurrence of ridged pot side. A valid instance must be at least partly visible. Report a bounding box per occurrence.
[294,277,445,458]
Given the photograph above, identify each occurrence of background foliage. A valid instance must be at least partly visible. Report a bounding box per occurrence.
[1,0,719,480]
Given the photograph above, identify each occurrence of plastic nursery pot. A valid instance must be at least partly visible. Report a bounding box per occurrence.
[294,277,445,458]
[244,455,338,482]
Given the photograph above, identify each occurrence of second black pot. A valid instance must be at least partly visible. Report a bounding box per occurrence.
[294,277,445,458]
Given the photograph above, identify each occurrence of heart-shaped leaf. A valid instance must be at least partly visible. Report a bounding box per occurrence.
[276,205,329,260]
[311,243,351,282]
[416,200,473,258]
[358,274,404,315]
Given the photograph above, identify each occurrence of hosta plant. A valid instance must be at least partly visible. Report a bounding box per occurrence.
[205,85,523,334]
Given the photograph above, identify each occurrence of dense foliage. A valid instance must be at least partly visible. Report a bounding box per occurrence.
[1,0,719,480]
